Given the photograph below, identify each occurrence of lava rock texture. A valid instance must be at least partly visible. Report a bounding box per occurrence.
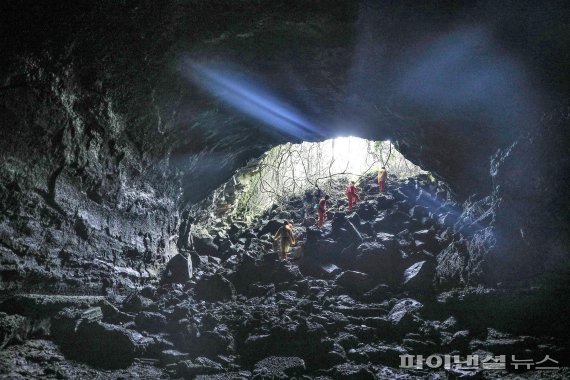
[0,1,569,377]
[1,175,568,378]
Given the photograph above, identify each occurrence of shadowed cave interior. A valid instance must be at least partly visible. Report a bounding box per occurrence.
[0,1,569,379]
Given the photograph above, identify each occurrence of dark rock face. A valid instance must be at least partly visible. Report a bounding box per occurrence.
[0,0,568,291]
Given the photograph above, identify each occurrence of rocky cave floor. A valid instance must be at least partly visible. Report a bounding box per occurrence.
[1,174,568,379]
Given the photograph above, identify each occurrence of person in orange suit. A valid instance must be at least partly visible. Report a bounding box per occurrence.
[317,195,330,228]
[378,166,388,193]
[345,181,360,211]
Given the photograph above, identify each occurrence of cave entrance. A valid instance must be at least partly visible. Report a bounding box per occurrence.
[192,137,426,225]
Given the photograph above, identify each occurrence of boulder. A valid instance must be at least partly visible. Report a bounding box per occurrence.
[353,242,403,283]
[403,260,436,293]
[195,273,235,302]
[375,232,398,251]
[362,284,392,303]
[341,220,363,246]
[409,205,430,219]
[375,211,411,233]
[122,293,154,313]
[412,229,440,253]
[177,357,224,378]
[440,329,471,352]
[134,311,167,333]
[161,253,192,284]
[336,333,360,350]
[335,271,375,294]
[356,201,377,221]
[52,308,148,369]
[387,299,424,333]
[190,324,235,357]
[258,219,285,237]
[377,194,396,209]
[314,239,343,259]
[193,233,219,257]
[298,258,340,279]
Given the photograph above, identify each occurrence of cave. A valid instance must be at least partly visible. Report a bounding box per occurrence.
[1,1,569,378]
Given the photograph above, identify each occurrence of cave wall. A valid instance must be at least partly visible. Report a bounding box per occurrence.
[0,0,568,291]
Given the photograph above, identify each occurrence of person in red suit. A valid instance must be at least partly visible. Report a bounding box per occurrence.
[317,195,330,228]
[345,181,359,211]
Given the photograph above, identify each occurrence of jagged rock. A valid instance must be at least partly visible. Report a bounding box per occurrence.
[377,194,396,209]
[195,372,251,380]
[439,316,458,331]
[331,212,347,229]
[375,232,399,254]
[409,205,430,219]
[335,271,374,294]
[0,294,106,319]
[387,299,424,333]
[441,329,471,352]
[161,253,192,284]
[413,231,441,254]
[0,313,30,349]
[52,308,149,369]
[193,233,219,257]
[313,239,343,259]
[271,261,305,284]
[253,356,306,378]
[242,321,331,368]
[336,333,360,350]
[160,349,190,365]
[355,344,407,367]
[331,363,376,380]
[139,285,157,300]
[192,324,235,357]
[195,273,236,302]
[375,211,411,233]
[332,304,387,318]
[190,252,209,268]
[298,259,341,279]
[362,284,391,302]
[177,357,224,378]
[246,282,276,297]
[468,328,529,354]
[340,220,363,246]
[402,260,436,292]
[353,242,403,283]
[258,219,285,237]
[356,201,377,221]
[434,239,470,288]
[122,293,155,313]
[135,311,167,333]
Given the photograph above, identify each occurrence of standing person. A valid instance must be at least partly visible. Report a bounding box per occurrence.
[317,195,330,228]
[345,181,359,211]
[273,220,296,260]
[378,166,388,193]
